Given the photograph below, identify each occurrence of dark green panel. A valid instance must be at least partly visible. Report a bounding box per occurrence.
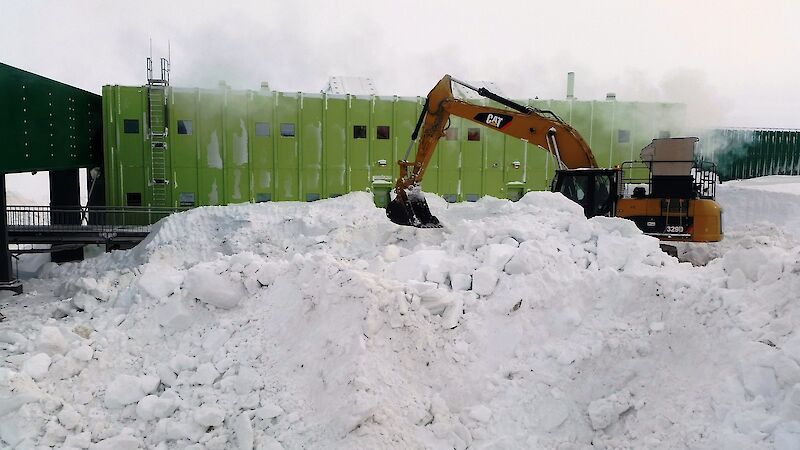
[301,94,323,200]
[590,101,614,168]
[1,63,102,173]
[197,89,224,205]
[392,97,421,184]
[461,116,483,200]
[169,89,199,206]
[275,92,299,201]
[438,115,461,201]
[483,123,505,197]
[370,97,394,181]
[324,95,347,197]
[250,89,274,200]
[224,91,250,203]
[348,96,370,192]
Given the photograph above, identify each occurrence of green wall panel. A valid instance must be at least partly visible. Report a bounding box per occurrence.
[275,92,299,201]
[224,91,249,204]
[250,89,274,201]
[348,96,371,193]
[324,96,347,197]
[301,94,324,200]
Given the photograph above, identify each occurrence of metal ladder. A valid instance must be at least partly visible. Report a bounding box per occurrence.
[147,57,170,206]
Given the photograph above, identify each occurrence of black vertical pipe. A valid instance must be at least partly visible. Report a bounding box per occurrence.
[0,173,12,283]
[49,168,83,263]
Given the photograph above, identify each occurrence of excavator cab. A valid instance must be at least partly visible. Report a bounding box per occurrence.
[551,169,619,218]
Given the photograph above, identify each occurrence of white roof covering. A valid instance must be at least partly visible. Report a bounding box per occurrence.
[324,76,378,95]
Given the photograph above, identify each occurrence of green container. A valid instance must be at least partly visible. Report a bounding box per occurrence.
[102,83,688,211]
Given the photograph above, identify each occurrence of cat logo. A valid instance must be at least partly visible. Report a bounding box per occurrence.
[473,112,513,129]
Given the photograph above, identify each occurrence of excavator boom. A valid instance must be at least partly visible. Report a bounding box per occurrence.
[388,75,596,227]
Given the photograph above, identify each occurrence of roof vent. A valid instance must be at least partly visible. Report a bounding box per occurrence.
[606,93,616,101]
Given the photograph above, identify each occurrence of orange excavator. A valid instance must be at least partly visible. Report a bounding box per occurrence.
[387,75,723,244]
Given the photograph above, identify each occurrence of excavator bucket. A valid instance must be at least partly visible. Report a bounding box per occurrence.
[386,189,441,228]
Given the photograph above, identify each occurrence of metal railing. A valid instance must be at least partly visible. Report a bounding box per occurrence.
[6,205,189,233]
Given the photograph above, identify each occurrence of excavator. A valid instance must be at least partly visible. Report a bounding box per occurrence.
[386,75,723,245]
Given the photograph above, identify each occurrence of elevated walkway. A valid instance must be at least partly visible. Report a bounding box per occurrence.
[6,206,186,249]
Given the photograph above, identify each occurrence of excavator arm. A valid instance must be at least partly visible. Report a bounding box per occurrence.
[388,74,597,227]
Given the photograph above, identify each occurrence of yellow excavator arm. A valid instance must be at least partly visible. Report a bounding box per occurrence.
[388,74,598,227]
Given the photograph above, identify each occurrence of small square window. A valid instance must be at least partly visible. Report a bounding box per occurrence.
[177,120,192,135]
[443,194,457,203]
[376,126,390,140]
[618,129,630,143]
[179,192,195,207]
[256,193,272,202]
[280,123,295,137]
[353,125,367,139]
[123,119,139,134]
[658,130,671,139]
[467,128,481,141]
[126,192,142,206]
[445,128,459,141]
[306,193,321,202]
[255,122,271,137]
[465,194,479,202]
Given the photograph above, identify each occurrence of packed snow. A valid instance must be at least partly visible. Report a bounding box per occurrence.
[2,177,800,449]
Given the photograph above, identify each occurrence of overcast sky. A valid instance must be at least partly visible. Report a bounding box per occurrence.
[2,0,798,130]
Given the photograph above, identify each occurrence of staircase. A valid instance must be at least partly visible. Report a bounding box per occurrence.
[147,57,170,206]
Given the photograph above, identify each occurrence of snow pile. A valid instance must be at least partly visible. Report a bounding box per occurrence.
[2,188,800,448]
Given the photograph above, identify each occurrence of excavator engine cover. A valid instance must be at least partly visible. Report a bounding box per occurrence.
[386,190,441,228]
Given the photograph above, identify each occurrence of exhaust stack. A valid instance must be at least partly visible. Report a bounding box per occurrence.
[566,72,575,99]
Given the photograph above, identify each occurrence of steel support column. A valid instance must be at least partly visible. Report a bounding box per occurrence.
[49,168,83,263]
[0,174,22,293]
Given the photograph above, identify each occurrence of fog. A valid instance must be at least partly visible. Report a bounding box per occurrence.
[2,0,798,129]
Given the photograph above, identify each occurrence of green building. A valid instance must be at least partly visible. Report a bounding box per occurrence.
[102,80,687,209]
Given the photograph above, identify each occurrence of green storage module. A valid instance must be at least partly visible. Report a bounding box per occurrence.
[102,81,690,210]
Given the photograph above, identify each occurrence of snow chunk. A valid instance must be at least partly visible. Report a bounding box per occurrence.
[587,389,633,430]
[194,405,226,426]
[137,394,177,420]
[138,263,184,299]
[184,263,246,309]
[191,362,220,385]
[156,299,192,331]
[37,326,69,355]
[89,433,141,450]
[468,405,493,423]
[21,353,51,380]
[104,374,156,409]
[472,267,499,296]
[57,404,81,429]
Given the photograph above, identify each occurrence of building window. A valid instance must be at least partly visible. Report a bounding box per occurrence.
[443,194,457,203]
[353,125,367,139]
[445,128,459,141]
[376,125,390,140]
[255,122,271,137]
[306,193,321,202]
[256,193,272,202]
[658,130,671,138]
[179,192,195,207]
[126,192,142,206]
[123,119,139,134]
[280,123,295,137]
[618,129,630,143]
[177,120,193,135]
[467,128,481,141]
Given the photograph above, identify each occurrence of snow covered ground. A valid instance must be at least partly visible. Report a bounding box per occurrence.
[2,178,800,449]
